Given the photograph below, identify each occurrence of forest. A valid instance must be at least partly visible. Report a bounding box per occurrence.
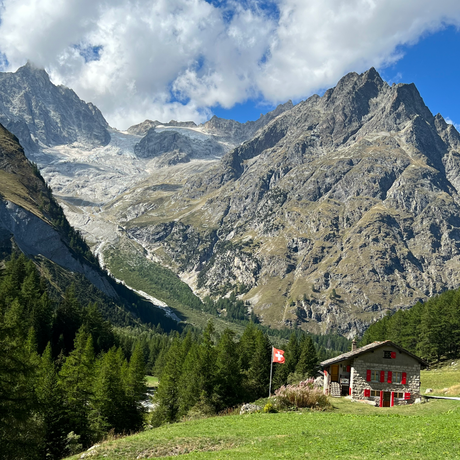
[150,322,320,427]
[360,287,460,362]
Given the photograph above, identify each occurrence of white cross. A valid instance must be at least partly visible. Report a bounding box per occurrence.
[275,351,283,360]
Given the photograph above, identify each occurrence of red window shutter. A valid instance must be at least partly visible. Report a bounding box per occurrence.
[404,392,411,400]
[349,387,352,395]
[346,365,351,372]
[387,371,392,383]
[324,370,328,376]
[401,372,407,384]
[391,352,396,359]
[380,370,385,382]
[379,390,383,407]
[366,369,371,382]
[364,389,370,397]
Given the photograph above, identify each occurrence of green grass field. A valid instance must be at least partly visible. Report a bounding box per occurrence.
[67,398,460,460]
[421,360,460,396]
[145,376,159,388]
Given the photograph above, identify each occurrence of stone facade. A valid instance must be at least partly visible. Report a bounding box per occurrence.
[321,341,427,407]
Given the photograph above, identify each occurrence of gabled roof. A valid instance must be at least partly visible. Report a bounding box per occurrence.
[320,340,429,368]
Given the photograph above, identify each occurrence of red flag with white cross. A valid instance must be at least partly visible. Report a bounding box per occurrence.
[273,347,285,363]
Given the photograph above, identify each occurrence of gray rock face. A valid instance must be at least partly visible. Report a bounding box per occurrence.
[127,119,197,136]
[134,129,225,163]
[122,68,460,336]
[0,199,116,297]
[0,62,110,150]
[201,100,293,145]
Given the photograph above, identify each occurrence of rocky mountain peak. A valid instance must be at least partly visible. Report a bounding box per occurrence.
[120,67,460,337]
[0,63,111,151]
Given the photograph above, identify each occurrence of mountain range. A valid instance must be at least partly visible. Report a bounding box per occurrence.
[2,62,460,337]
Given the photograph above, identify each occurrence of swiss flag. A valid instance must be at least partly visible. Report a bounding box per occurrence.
[273,348,285,363]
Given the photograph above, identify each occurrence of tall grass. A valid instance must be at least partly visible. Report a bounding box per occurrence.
[274,378,330,409]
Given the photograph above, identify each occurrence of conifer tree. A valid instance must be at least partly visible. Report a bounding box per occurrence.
[245,329,271,399]
[91,348,127,437]
[296,336,318,378]
[123,343,147,431]
[152,336,186,425]
[213,328,242,410]
[36,343,68,459]
[0,300,41,459]
[58,327,95,447]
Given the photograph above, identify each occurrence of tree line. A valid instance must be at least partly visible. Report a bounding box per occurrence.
[360,287,460,362]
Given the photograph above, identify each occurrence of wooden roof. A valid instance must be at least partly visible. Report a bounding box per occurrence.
[320,340,429,368]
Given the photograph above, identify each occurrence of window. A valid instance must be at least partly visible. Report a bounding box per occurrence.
[370,390,380,397]
[394,392,404,399]
[370,370,380,382]
[393,372,402,384]
[383,350,392,359]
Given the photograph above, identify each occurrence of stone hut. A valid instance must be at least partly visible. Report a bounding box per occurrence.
[320,340,428,406]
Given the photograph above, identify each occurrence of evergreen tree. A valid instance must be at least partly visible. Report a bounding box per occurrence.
[90,348,127,438]
[245,329,271,400]
[36,343,68,460]
[296,336,318,378]
[58,327,95,448]
[152,336,186,424]
[123,343,147,432]
[213,329,242,410]
[0,300,41,460]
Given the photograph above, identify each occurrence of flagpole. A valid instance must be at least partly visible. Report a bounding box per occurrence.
[269,346,274,397]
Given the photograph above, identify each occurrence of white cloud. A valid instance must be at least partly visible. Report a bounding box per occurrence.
[444,117,460,130]
[0,0,460,129]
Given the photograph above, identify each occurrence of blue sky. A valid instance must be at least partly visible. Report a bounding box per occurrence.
[1,0,460,129]
[215,25,460,126]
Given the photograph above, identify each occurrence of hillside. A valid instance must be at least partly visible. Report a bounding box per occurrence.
[65,398,460,460]
[0,122,180,330]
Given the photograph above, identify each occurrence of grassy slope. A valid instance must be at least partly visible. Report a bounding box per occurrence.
[420,360,460,396]
[103,237,246,335]
[67,399,460,460]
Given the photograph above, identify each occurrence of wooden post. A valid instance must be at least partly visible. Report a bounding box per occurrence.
[269,347,274,397]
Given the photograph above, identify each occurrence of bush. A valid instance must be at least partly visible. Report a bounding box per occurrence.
[274,378,330,410]
[263,403,277,413]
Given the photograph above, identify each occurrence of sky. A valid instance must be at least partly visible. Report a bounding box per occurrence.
[0,0,459,130]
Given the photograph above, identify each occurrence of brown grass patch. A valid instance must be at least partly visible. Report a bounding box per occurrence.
[133,437,240,458]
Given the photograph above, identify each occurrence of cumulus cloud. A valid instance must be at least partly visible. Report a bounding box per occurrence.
[0,0,459,129]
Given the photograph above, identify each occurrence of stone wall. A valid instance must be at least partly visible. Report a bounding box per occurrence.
[352,347,421,404]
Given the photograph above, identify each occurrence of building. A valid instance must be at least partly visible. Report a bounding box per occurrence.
[320,340,428,406]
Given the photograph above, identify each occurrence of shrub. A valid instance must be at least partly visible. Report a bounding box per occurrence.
[274,378,330,410]
[263,403,277,413]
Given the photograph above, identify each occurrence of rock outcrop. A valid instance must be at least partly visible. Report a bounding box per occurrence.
[0,62,110,150]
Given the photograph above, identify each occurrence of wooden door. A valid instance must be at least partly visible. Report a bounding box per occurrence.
[382,391,391,407]
[331,365,339,382]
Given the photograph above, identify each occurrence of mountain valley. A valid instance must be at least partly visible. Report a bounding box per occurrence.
[3,63,460,337]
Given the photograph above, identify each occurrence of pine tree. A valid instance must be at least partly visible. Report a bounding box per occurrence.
[152,336,186,425]
[213,329,242,410]
[296,336,318,378]
[0,300,41,460]
[90,348,127,438]
[123,343,147,432]
[36,343,68,460]
[245,329,271,400]
[58,327,95,448]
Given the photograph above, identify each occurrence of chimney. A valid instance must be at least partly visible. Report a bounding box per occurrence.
[352,339,357,351]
